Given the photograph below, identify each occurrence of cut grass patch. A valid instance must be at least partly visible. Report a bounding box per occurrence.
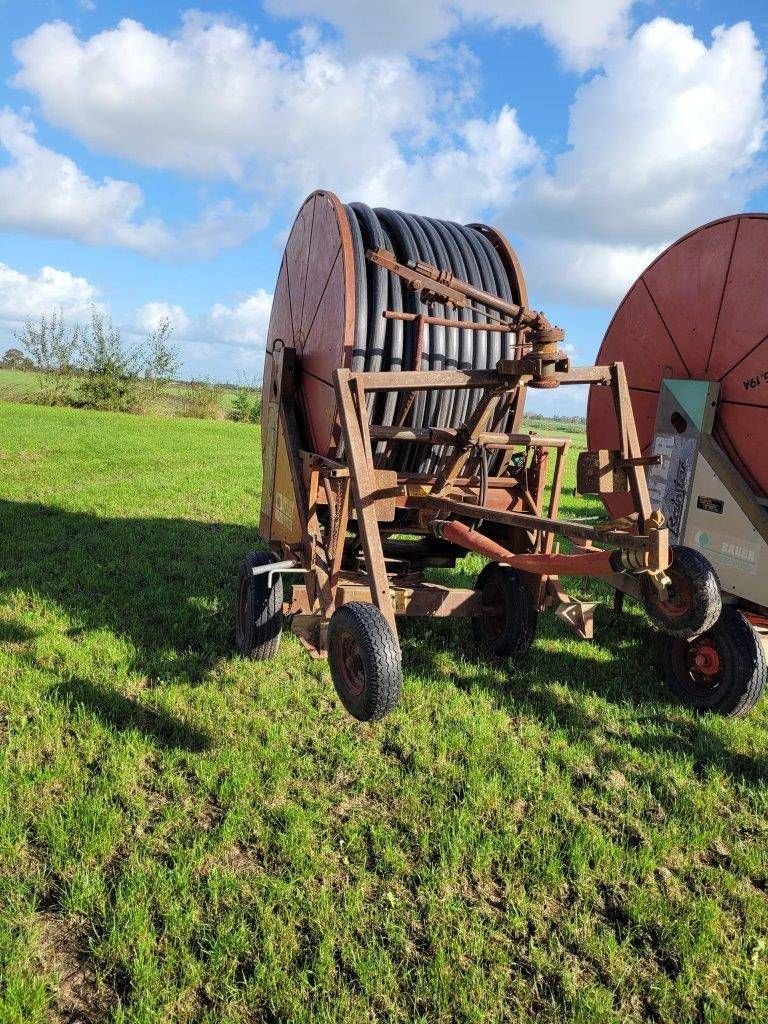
[0,401,766,1023]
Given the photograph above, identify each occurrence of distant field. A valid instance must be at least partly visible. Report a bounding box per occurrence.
[0,369,584,428]
[0,367,40,397]
[0,368,248,416]
[0,401,766,1024]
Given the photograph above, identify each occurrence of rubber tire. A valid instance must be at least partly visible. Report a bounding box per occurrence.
[235,551,283,660]
[472,562,538,658]
[643,545,721,639]
[661,606,766,717]
[327,602,402,721]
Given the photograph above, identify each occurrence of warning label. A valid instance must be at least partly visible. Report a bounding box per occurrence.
[696,495,724,514]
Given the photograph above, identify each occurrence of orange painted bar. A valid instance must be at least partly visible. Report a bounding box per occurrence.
[441,519,617,577]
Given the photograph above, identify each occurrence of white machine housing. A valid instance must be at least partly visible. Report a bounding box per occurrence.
[647,379,768,610]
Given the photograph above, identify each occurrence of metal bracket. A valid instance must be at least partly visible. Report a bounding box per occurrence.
[250,559,306,588]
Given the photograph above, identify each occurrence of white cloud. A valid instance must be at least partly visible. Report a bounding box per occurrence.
[266,0,635,70]
[0,262,99,325]
[12,15,421,180]
[0,107,171,254]
[138,290,273,348]
[8,9,768,326]
[511,19,767,305]
[132,291,274,380]
[11,14,538,218]
[521,240,661,307]
[365,105,540,220]
[207,290,273,347]
[0,108,262,257]
[135,301,191,336]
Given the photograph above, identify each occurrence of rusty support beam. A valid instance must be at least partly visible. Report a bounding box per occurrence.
[287,581,480,618]
[611,361,653,527]
[430,385,508,496]
[354,366,611,392]
[383,310,514,333]
[439,519,619,577]
[334,368,398,637]
[368,424,570,448]
[416,493,666,556]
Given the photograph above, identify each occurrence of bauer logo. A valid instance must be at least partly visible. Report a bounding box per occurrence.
[695,530,757,572]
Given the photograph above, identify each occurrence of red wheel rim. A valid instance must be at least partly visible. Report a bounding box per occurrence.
[332,629,366,697]
[671,634,724,697]
[653,564,694,620]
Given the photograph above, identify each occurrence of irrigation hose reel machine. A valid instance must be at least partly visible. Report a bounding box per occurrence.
[236,192,767,721]
[588,214,768,716]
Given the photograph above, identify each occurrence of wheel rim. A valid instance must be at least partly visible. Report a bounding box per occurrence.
[332,629,366,697]
[654,565,694,620]
[480,579,506,643]
[671,634,724,697]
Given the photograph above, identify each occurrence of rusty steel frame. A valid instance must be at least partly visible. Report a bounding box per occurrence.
[264,250,672,655]
[270,364,670,653]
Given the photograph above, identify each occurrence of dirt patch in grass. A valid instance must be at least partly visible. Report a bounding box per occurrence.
[35,911,113,1023]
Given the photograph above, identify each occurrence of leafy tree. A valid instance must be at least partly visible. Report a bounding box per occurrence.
[230,387,261,423]
[15,309,81,404]
[0,347,34,371]
[229,374,262,423]
[75,307,143,412]
[142,317,179,402]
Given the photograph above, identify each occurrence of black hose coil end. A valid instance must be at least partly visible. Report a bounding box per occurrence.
[345,206,521,474]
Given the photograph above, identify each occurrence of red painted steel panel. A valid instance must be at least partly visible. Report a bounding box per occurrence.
[719,337,768,406]
[589,214,768,502]
[595,280,688,391]
[643,217,738,379]
[715,404,768,498]
[285,197,314,343]
[300,194,344,346]
[708,217,768,380]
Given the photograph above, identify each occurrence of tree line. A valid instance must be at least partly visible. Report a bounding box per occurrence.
[1,308,261,421]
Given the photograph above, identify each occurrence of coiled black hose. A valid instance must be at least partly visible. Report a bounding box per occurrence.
[343,204,520,475]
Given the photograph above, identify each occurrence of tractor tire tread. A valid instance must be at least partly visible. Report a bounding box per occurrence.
[236,551,283,661]
[661,606,766,717]
[645,545,721,639]
[473,562,538,658]
[328,602,402,721]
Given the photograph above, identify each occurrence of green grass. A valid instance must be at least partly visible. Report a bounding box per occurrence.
[0,368,41,398]
[0,402,766,1024]
[0,369,248,416]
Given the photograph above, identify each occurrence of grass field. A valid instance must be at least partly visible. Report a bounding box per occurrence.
[0,368,247,416]
[0,368,40,398]
[1,401,766,1024]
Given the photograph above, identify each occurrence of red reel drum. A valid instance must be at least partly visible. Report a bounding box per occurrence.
[588,214,768,517]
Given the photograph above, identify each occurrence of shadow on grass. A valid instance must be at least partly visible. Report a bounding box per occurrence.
[0,619,36,644]
[2,498,763,776]
[398,607,768,784]
[50,677,211,751]
[0,498,257,686]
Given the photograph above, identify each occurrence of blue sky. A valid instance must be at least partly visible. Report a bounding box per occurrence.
[1,0,766,413]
